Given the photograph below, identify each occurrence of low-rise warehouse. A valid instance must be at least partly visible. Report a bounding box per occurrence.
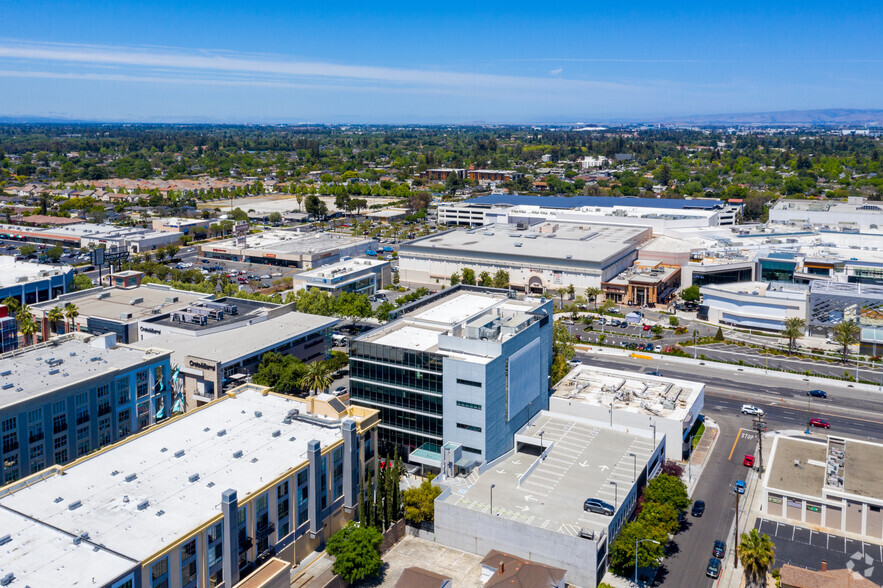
[200,229,377,268]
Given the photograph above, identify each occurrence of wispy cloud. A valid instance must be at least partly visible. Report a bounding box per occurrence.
[550,68,563,76]
[0,40,641,95]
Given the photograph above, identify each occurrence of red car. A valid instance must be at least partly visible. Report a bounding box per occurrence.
[809,418,831,429]
[743,454,755,467]
[642,324,651,331]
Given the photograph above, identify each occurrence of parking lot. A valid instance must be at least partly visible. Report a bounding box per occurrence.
[755,518,883,584]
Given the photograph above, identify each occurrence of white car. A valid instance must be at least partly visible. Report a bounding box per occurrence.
[741,404,764,416]
[568,359,582,367]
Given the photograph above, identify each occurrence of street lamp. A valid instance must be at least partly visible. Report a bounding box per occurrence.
[539,431,545,454]
[635,538,661,586]
[490,483,495,515]
[629,452,637,482]
[610,480,618,509]
[609,401,614,428]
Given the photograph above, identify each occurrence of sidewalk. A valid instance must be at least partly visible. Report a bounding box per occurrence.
[685,417,720,497]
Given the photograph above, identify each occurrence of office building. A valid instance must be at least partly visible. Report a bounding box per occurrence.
[152,217,213,235]
[0,305,18,353]
[434,410,664,588]
[136,307,338,409]
[0,332,172,485]
[349,286,553,467]
[762,435,883,540]
[291,257,391,297]
[200,229,377,269]
[699,281,809,332]
[29,279,213,344]
[807,281,883,354]
[769,196,883,231]
[399,222,651,296]
[0,222,183,253]
[0,384,380,588]
[0,257,74,305]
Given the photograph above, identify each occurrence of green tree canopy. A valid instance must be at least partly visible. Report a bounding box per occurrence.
[334,291,373,328]
[374,300,396,322]
[252,352,306,395]
[680,284,700,302]
[643,474,690,512]
[71,274,95,292]
[608,521,667,575]
[832,319,861,363]
[46,245,63,262]
[403,477,442,525]
[20,244,36,257]
[325,522,383,584]
[739,528,775,588]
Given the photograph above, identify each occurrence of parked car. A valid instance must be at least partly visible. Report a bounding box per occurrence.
[642,324,651,331]
[332,386,348,396]
[583,498,615,516]
[568,359,581,367]
[647,371,662,377]
[610,319,622,327]
[654,345,662,352]
[807,389,828,398]
[598,318,606,325]
[691,500,705,517]
[619,322,628,329]
[712,540,726,558]
[743,454,755,467]
[735,480,746,494]
[706,558,722,579]
[741,404,764,416]
[809,418,830,429]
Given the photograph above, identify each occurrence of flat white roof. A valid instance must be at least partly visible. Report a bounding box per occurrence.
[0,257,71,288]
[372,325,445,351]
[295,257,388,281]
[0,335,170,410]
[412,293,502,325]
[0,387,354,585]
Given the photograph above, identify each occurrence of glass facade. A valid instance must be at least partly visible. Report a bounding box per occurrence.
[349,341,444,456]
[760,259,797,282]
[692,267,753,287]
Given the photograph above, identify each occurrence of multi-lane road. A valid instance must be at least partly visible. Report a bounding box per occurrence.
[577,351,883,586]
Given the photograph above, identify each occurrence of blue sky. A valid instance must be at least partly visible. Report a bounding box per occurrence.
[1,1,881,123]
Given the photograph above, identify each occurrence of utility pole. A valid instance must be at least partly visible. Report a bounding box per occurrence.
[734,488,741,569]
[753,413,767,473]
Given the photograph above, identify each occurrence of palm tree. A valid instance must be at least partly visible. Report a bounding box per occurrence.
[739,528,775,588]
[2,296,20,317]
[586,287,602,311]
[832,320,861,364]
[64,303,79,333]
[48,306,65,335]
[780,317,806,354]
[17,307,37,346]
[299,361,333,397]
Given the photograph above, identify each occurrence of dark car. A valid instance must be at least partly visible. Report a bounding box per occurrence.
[583,498,615,516]
[712,540,726,558]
[807,389,828,398]
[706,558,722,578]
[691,500,705,517]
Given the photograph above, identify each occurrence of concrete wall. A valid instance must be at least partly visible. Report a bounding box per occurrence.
[434,499,601,588]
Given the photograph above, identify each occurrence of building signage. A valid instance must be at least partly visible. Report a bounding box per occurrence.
[265,253,276,258]
[806,504,821,512]
[139,326,162,335]
[92,248,129,266]
[189,359,216,372]
[787,499,802,509]
[768,496,783,504]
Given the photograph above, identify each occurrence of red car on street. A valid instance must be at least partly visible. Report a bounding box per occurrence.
[809,418,831,429]
[743,454,755,467]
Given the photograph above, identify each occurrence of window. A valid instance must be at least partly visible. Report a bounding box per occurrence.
[333,447,344,500]
[98,417,112,447]
[151,555,169,588]
[297,469,309,526]
[456,401,482,410]
[207,522,223,568]
[53,434,67,450]
[462,446,482,454]
[116,378,130,405]
[53,413,68,434]
[181,538,198,587]
[55,448,68,464]
[76,404,89,426]
[117,408,131,438]
[155,365,164,390]
[137,402,150,430]
[456,423,482,432]
[136,370,149,399]
[52,400,66,415]
[27,408,43,443]
[456,378,482,388]
[77,439,90,457]
[2,416,15,433]
[75,392,87,406]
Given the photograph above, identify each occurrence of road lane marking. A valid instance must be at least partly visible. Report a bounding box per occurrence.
[728,428,744,461]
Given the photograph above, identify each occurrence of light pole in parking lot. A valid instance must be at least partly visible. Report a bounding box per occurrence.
[490,484,495,515]
[635,538,660,587]
[629,452,637,482]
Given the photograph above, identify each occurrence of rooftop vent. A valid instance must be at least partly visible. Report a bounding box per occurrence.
[272,430,281,438]
[254,411,263,418]
[137,500,149,511]
[174,449,185,458]
[155,510,165,517]
[96,292,110,300]
[188,473,200,483]
[160,447,168,453]
[48,369,60,375]
[124,473,137,482]
[129,297,144,305]
[165,296,179,303]
[216,429,226,437]
[203,427,210,432]
[1,383,13,390]
[68,500,82,510]
[250,457,259,463]
[90,356,102,362]
[207,481,215,488]
[54,497,63,503]
[0,573,13,586]
[0,535,10,546]
[0,370,11,377]
[233,450,243,459]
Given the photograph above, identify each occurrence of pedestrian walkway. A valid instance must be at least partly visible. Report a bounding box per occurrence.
[685,417,720,496]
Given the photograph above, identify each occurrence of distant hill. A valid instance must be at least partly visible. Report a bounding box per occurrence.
[661,108,883,126]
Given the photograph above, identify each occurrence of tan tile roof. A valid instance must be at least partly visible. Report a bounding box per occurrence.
[780,564,878,588]
[481,550,566,588]
[395,567,451,588]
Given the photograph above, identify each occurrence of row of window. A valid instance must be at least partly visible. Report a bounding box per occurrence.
[456,378,482,388]
[456,401,482,411]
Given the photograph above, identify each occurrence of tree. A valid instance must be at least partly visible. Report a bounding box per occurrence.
[252,352,306,395]
[293,288,336,316]
[450,272,461,286]
[20,244,36,257]
[18,307,37,346]
[586,286,602,310]
[608,521,667,576]
[268,211,282,224]
[739,528,775,588]
[669,315,679,327]
[334,291,373,329]
[643,473,690,512]
[408,192,431,212]
[660,460,684,479]
[46,246,63,262]
[478,271,491,287]
[403,477,442,525]
[230,207,248,221]
[637,501,680,536]
[460,268,476,285]
[64,303,79,333]
[552,287,566,309]
[71,273,94,291]
[304,194,328,218]
[374,300,396,323]
[350,198,368,215]
[325,522,383,584]
[48,306,65,335]
[299,360,333,396]
[680,285,700,302]
[714,326,725,341]
[491,269,509,289]
[832,320,861,363]
[781,317,805,354]
[165,244,180,259]
[295,193,305,212]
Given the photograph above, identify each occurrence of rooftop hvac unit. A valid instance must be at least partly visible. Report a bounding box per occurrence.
[129,297,144,305]
[233,450,243,459]
[165,296,179,303]
[125,473,137,482]
[137,500,149,511]
[96,292,110,300]
[119,312,133,320]
[188,473,200,483]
